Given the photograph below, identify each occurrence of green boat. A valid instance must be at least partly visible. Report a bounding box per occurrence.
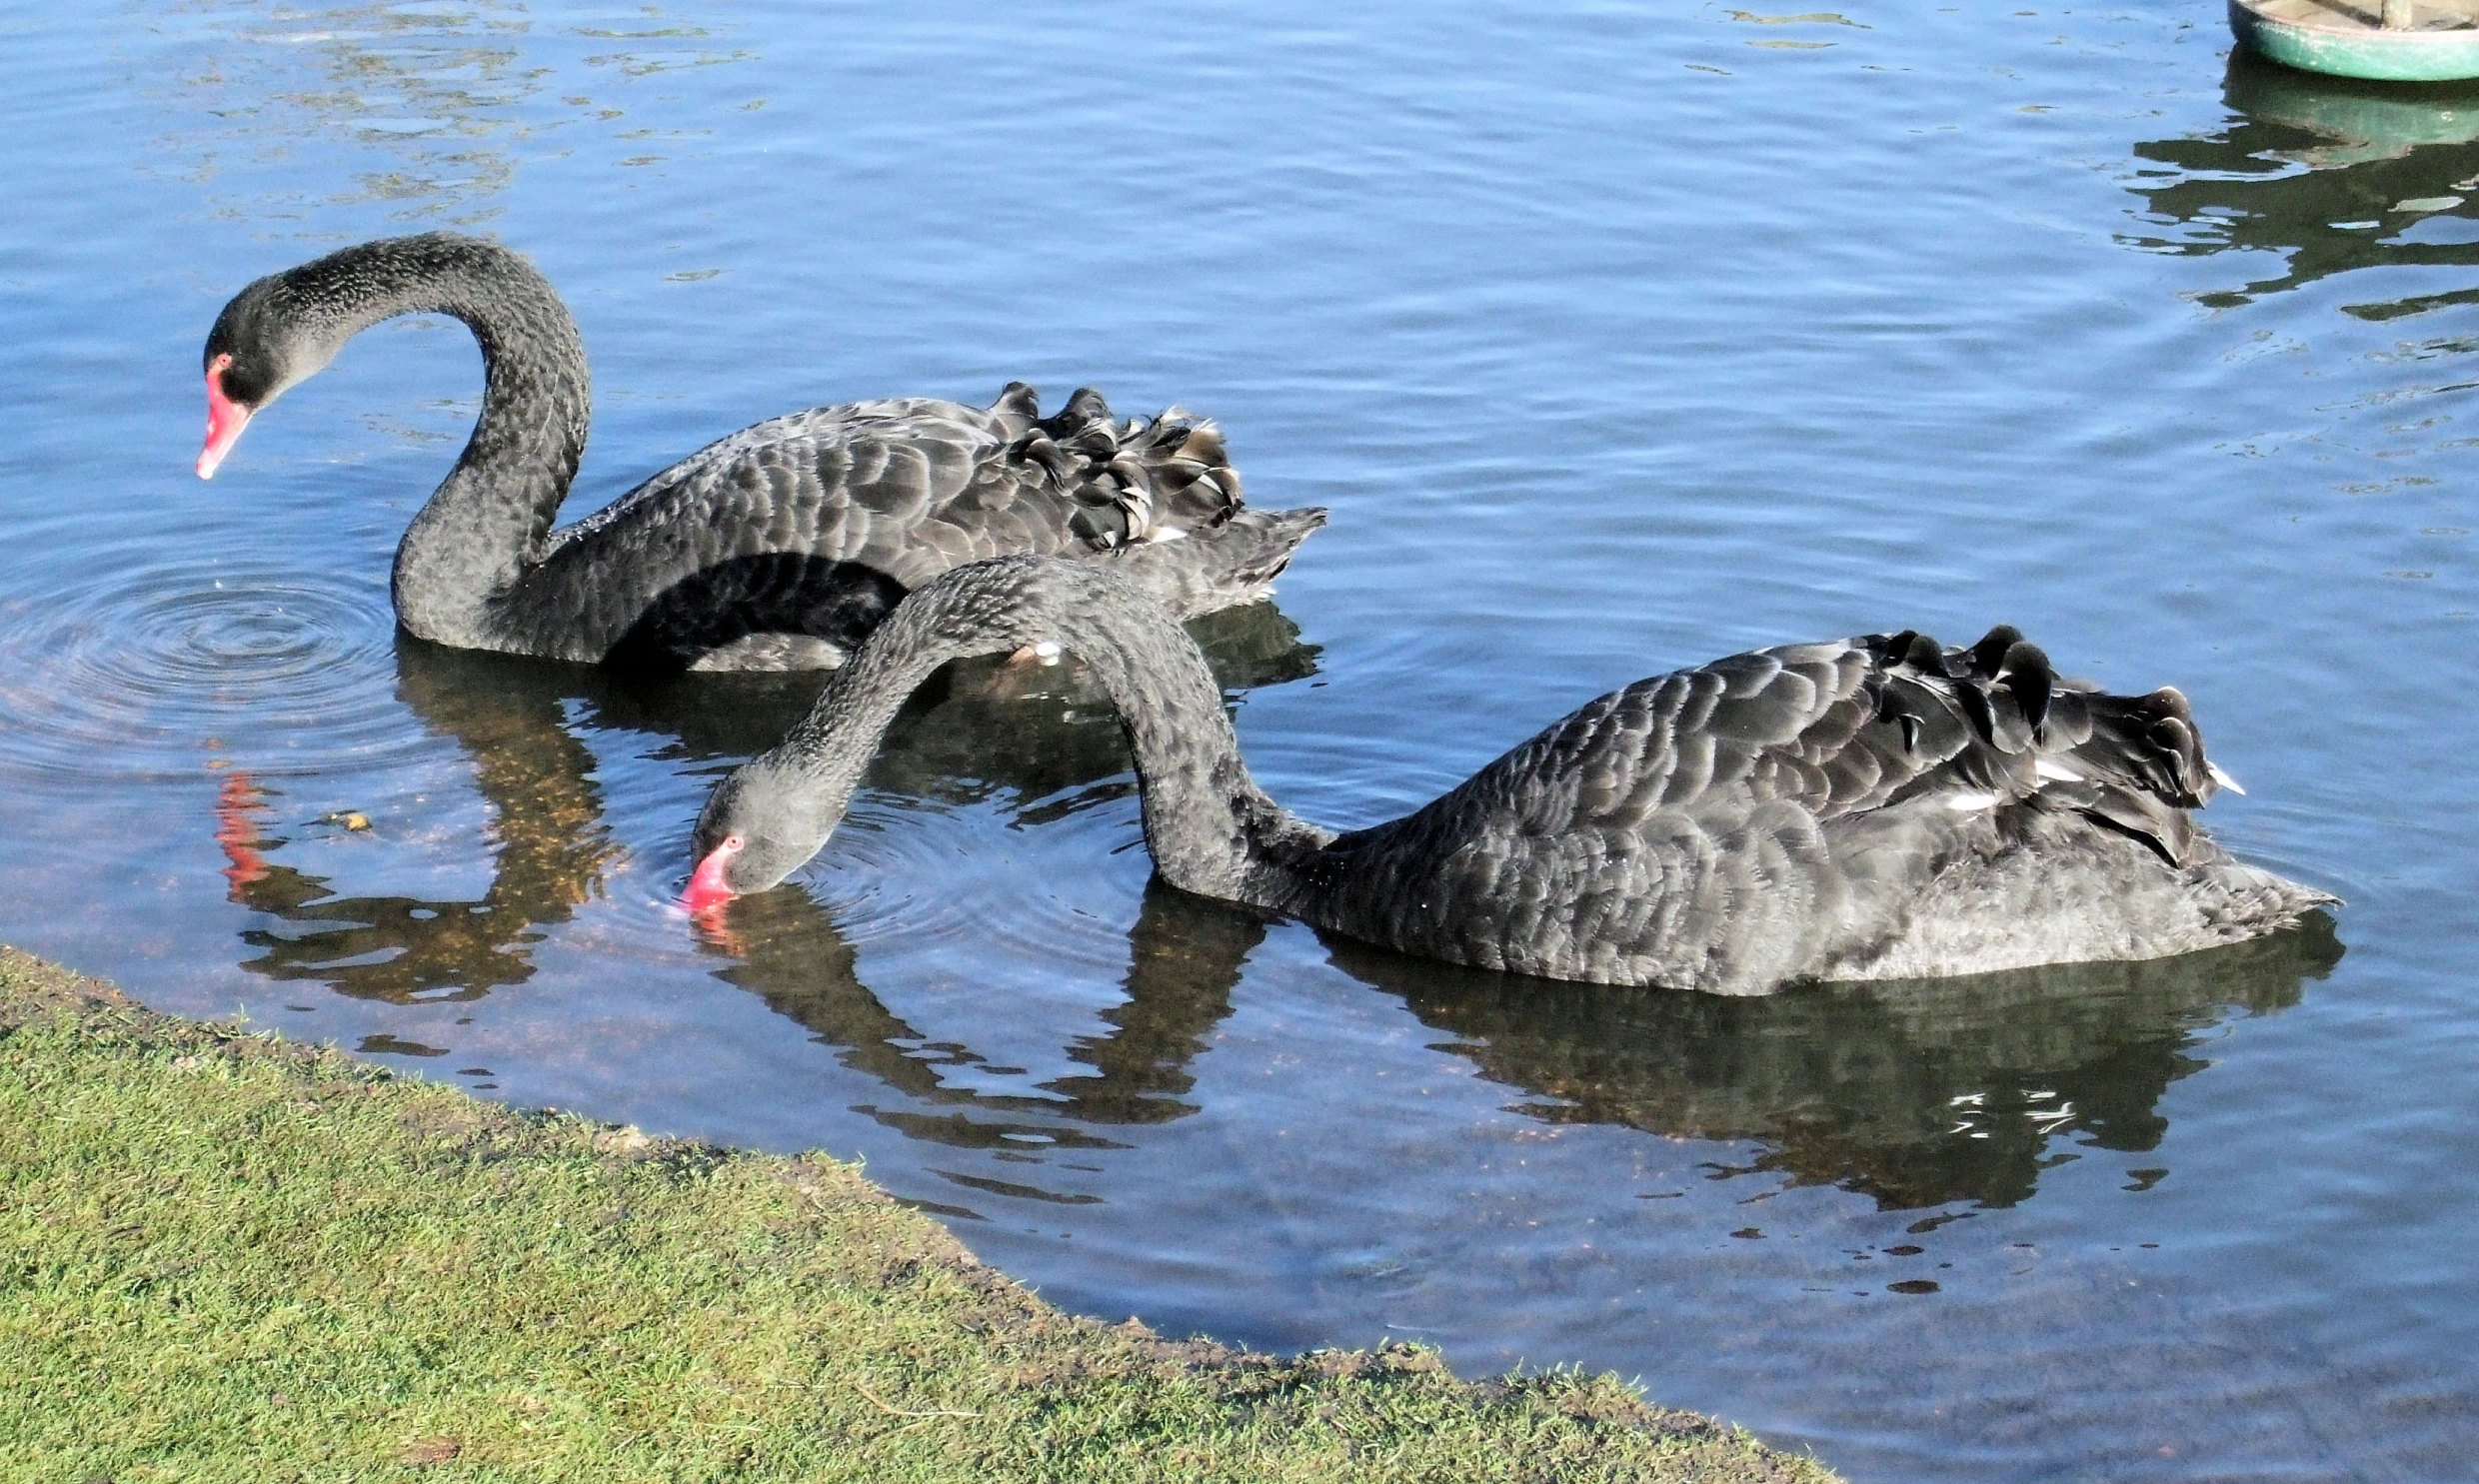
[2232,0,2479,81]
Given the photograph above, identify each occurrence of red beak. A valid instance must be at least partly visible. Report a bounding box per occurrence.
[198,359,250,479]
[684,838,742,916]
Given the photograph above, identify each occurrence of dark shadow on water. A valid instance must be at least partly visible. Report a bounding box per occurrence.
[713,878,1259,1141]
[215,639,619,1002]
[1323,919,2343,1212]
[215,599,1316,1002]
[2125,49,2479,312]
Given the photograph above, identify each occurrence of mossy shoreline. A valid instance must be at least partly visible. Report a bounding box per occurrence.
[0,945,1837,1482]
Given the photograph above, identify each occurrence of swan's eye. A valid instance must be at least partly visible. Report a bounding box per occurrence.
[723,834,745,852]
[209,351,272,409]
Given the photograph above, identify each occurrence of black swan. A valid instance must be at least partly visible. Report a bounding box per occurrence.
[684,556,2333,994]
[195,233,1324,671]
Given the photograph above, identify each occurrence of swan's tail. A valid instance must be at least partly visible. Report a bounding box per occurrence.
[1105,506,1330,619]
[2177,853,2339,940]
[2053,702,2336,934]
[1884,627,2331,896]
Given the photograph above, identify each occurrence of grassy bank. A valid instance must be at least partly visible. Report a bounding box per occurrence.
[0,947,1836,1483]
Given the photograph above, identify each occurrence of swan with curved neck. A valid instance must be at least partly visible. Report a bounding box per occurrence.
[687,556,2333,994]
[196,233,1323,671]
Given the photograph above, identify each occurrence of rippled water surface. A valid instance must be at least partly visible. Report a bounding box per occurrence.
[4,4,2476,1480]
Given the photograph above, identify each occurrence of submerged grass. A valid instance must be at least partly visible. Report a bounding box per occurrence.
[0,947,1835,1483]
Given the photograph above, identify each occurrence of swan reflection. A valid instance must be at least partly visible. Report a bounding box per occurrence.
[696,825,2336,1213]
[708,865,2335,1212]
[714,879,1257,1139]
[216,595,2331,1214]
[2126,50,2479,312]
[214,641,618,1001]
[1329,922,2339,1211]
[215,600,1315,1003]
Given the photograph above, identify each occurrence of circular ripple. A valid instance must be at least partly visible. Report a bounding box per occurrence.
[0,548,420,784]
[812,797,1035,950]
[806,791,1145,973]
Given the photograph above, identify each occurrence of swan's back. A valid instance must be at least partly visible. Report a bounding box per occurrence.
[504,384,1302,668]
[1310,630,2331,993]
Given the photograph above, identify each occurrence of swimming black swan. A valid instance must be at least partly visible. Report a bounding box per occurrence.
[195,233,1324,671]
[684,556,2333,994]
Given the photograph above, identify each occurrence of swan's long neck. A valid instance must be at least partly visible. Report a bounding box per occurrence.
[761,558,1336,907]
[299,238,590,649]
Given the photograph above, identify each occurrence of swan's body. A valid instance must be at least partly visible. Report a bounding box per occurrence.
[688,557,2332,994]
[195,234,1323,672]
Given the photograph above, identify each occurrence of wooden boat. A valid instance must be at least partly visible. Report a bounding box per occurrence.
[2232,1,2479,81]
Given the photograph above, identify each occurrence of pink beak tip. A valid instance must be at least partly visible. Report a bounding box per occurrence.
[199,365,248,481]
[683,842,740,915]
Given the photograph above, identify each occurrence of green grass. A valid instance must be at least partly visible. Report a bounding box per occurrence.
[0,946,1837,1483]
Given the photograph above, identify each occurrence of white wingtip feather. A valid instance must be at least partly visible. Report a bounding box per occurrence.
[2206,761,2245,795]
[2033,758,2084,784]
[1944,790,2001,812]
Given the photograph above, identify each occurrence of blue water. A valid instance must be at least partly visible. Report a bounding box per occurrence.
[2,3,2475,1479]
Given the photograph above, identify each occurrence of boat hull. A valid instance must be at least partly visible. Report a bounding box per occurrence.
[2231,0,2479,81]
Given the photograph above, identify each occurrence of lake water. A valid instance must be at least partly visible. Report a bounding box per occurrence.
[2,3,2474,1479]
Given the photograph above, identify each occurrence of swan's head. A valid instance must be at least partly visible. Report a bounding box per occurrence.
[683,757,847,916]
[195,266,360,479]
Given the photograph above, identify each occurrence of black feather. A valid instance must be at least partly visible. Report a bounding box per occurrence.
[1999,639,2053,740]
[1969,625,2024,679]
